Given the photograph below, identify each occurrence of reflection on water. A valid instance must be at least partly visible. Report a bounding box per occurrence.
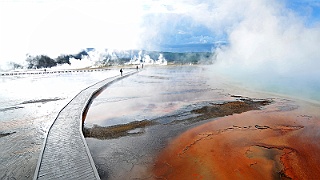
[84,66,230,128]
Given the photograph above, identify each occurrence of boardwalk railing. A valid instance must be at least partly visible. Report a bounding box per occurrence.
[0,69,110,76]
[33,70,138,180]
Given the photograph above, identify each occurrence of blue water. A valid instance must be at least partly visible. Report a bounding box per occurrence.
[211,66,320,103]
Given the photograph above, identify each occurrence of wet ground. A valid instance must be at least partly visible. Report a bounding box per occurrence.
[1,65,319,179]
[153,99,320,179]
[0,69,119,179]
[84,65,320,179]
[84,66,232,179]
[84,98,272,139]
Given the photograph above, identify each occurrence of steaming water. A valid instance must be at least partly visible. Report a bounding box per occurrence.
[255,75,320,103]
[209,65,320,104]
[84,65,320,179]
[85,65,320,129]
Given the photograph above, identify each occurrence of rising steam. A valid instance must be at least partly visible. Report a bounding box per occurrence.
[198,0,320,101]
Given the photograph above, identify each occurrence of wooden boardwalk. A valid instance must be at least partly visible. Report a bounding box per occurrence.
[33,71,137,180]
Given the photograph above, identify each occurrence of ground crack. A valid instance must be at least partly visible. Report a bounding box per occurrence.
[179,125,254,156]
[178,124,303,156]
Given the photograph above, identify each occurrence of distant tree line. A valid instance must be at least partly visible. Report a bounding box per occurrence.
[6,49,216,70]
[25,50,89,69]
[146,51,215,64]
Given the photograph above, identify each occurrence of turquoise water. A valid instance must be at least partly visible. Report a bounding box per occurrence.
[210,65,320,103]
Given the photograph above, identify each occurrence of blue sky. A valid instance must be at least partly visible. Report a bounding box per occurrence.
[284,0,320,24]
[140,0,320,49]
[0,0,320,65]
[140,14,224,51]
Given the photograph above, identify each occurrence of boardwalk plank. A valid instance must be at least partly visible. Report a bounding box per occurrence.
[34,71,137,180]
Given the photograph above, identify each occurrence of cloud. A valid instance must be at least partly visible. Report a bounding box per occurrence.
[139,13,218,50]
[0,0,144,65]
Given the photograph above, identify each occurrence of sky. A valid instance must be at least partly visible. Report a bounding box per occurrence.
[0,0,320,67]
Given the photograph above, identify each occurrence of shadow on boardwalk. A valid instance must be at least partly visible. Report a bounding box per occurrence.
[33,70,138,180]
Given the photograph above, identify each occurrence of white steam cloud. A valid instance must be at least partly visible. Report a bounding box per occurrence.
[211,0,320,73]
[140,0,320,80]
[182,0,320,101]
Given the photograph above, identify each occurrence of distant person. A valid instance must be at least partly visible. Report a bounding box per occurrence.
[120,68,123,76]
[136,66,139,71]
[142,64,144,69]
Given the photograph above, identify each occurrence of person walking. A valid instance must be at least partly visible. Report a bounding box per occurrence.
[120,68,123,76]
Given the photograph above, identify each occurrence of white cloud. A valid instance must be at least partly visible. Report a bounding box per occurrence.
[0,0,145,65]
